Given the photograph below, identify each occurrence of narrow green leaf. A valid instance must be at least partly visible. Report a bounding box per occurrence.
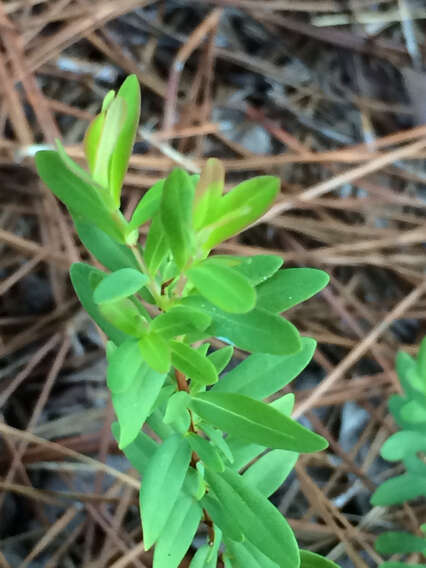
[75,221,139,272]
[93,96,127,189]
[371,473,426,506]
[190,528,223,567]
[256,268,329,312]
[190,392,327,453]
[299,550,340,568]
[206,467,299,568]
[110,75,141,205]
[139,332,171,373]
[231,254,283,285]
[160,168,194,269]
[225,540,279,568]
[200,424,234,464]
[35,151,125,241]
[207,346,234,374]
[151,306,211,339]
[375,532,426,555]
[84,111,105,173]
[139,434,191,549]
[417,336,426,379]
[200,176,280,250]
[144,214,169,274]
[171,341,218,386]
[153,493,202,568]
[193,157,224,230]
[69,263,126,345]
[93,268,148,304]
[111,422,157,474]
[201,493,244,543]
[112,364,167,448]
[187,433,225,472]
[164,391,191,433]
[186,298,302,355]
[243,449,298,497]
[129,180,164,230]
[187,260,256,314]
[212,337,315,398]
[99,297,146,337]
[107,339,144,393]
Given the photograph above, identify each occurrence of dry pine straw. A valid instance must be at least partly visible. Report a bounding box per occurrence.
[0,1,425,567]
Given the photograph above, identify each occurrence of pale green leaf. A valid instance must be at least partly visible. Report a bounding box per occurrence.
[187,260,256,314]
[256,268,329,312]
[112,364,167,448]
[153,493,202,568]
[139,332,171,373]
[93,268,148,304]
[171,341,218,386]
[190,392,327,453]
[300,550,340,568]
[107,339,144,393]
[129,180,164,230]
[139,434,191,549]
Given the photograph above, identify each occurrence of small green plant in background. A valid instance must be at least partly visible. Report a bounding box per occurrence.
[371,338,426,568]
[36,75,339,568]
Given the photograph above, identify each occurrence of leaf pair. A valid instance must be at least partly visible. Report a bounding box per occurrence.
[84,75,141,207]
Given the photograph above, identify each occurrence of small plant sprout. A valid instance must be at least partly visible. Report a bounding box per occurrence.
[371,338,426,568]
[36,75,338,568]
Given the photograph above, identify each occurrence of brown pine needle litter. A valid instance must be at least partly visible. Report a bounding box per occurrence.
[0,1,425,566]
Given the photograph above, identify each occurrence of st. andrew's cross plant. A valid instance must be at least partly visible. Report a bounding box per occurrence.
[36,75,338,568]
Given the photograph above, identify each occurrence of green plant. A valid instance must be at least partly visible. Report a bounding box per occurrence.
[371,338,426,568]
[36,75,338,568]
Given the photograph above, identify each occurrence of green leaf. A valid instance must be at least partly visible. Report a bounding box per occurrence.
[187,433,225,472]
[153,493,202,568]
[201,493,244,543]
[400,398,426,424]
[84,111,106,173]
[75,221,139,272]
[35,151,125,241]
[190,392,327,453]
[207,346,234,374]
[256,268,329,312]
[69,263,126,345]
[164,391,190,433]
[205,467,299,568]
[111,363,167,449]
[381,430,426,461]
[186,297,301,355]
[160,168,194,269]
[375,532,426,555]
[139,332,171,373]
[93,268,148,304]
[200,424,234,464]
[109,75,141,205]
[213,337,315,398]
[232,254,283,285]
[171,341,218,386]
[371,473,426,506]
[187,260,256,314]
[225,540,279,568]
[200,176,280,250]
[190,528,223,567]
[193,158,224,230]
[129,179,164,230]
[111,422,157,474]
[144,213,170,274]
[99,297,146,336]
[107,339,144,393]
[93,96,127,189]
[299,550,340,568]
[139,434,191,549]
[151,306,211,339]
[243,449,298,497]
[417,336,426,380]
